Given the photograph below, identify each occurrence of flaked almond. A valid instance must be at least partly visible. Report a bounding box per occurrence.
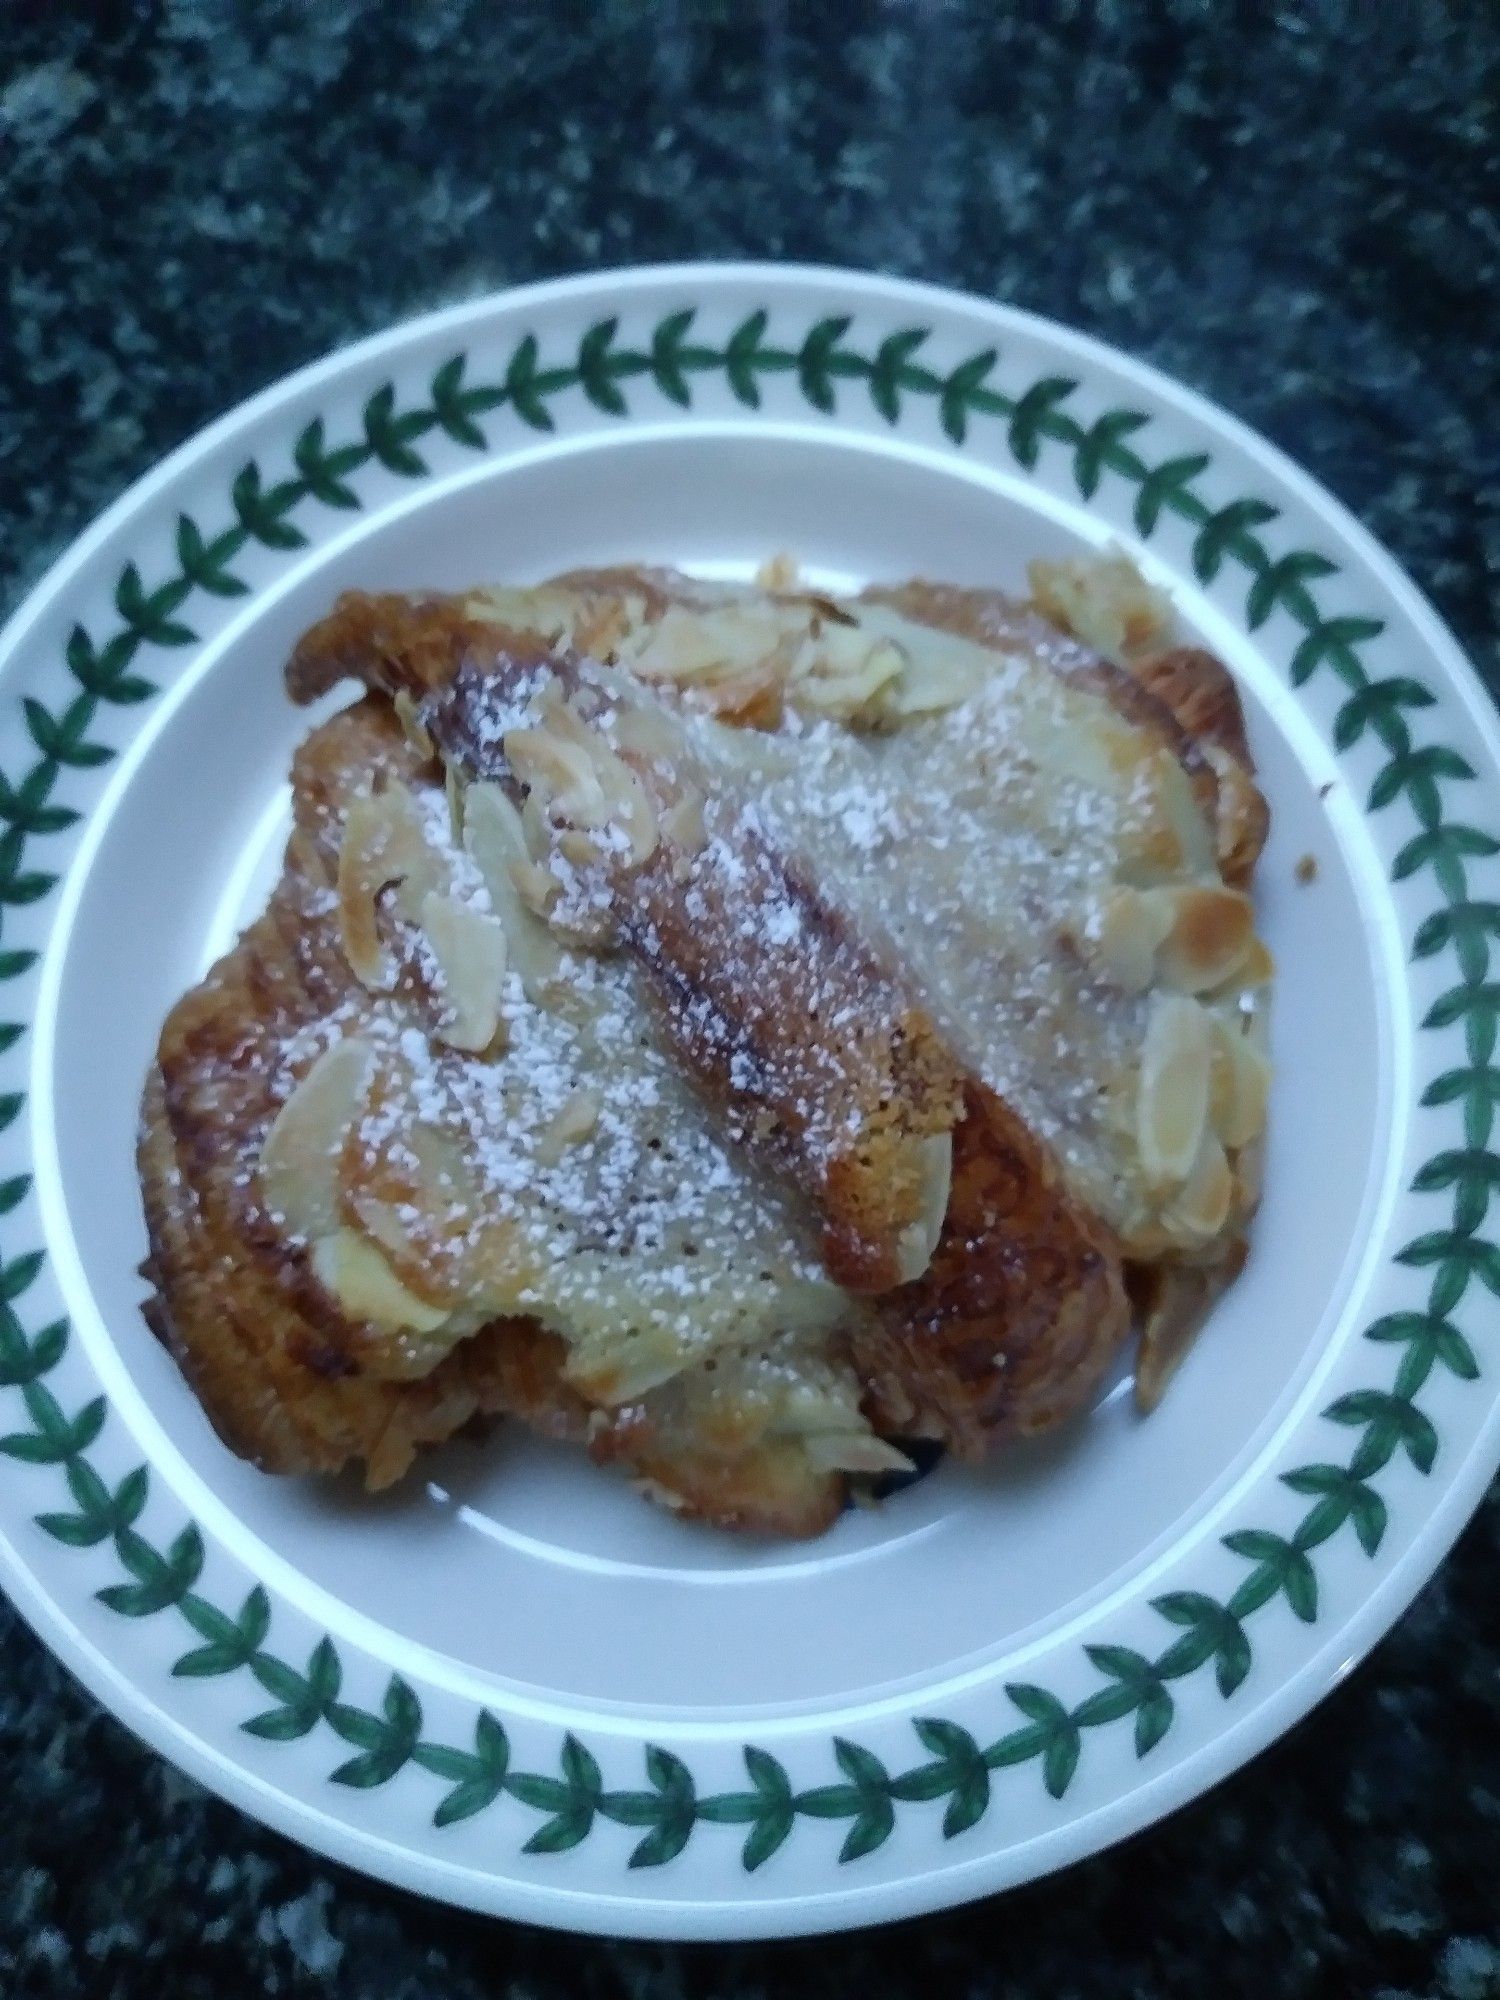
[874,628,986,721]
[418,890,508,1052]
[392,689,434,759]
[347,1118,475,1289]
[1029,552,1172,660]
[310,1226,451,1335]
[461,781,566,997]
[802,1432,914,1476]
[1157,886,1256,993]
[624,603,789,687]
[1138,992,1212,1186]
[505,725,608,824]
[535,1086,601,1166]
[660,788,707,856]
[1231,1130,1267,1225]
[1217,934,1275,994]
[561,703,660,864]
[756,551,801,591]
[336,782,443,988]
[894,1130,953,1283]
[444,759,465,845]
[259,1037,374,1239]
[1120,750,1218,885]
[1077,885,1176,992]
[594,761,658,868]
[789,627,907,722]
[1208,1014,1272,1149]
[571,596,638,659]
[508,711,658,868]
[1159,1130,1234,1243]
[690,664,785,728]
[466,583,575,645]
[557,828,600,867]
[610,701,681,767]
[519,787,555,863]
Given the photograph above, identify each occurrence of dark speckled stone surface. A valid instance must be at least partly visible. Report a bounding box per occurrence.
[1,2,1497,1994]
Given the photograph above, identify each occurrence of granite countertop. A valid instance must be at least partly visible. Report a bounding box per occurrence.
[1,3,1496,1995]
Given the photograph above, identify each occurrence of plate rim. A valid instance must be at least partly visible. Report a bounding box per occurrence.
[0,259,1496,1939]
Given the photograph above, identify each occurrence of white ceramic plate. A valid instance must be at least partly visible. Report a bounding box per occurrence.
[0,264,1496,1940]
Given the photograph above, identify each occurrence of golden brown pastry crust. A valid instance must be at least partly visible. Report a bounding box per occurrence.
[288,595,1139,1452]
[858,580,1269,889]
[139,696,846,1534]
[146,558,1270,1521]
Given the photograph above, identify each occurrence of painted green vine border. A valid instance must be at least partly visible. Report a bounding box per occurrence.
[0,308,1492,1872]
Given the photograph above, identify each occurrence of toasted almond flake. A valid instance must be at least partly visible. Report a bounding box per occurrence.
[465,583,575,644]
[1159,1130,1234,1242]
[894,1130,953,1282]
[802,1432,914,1475]
[505,725,608,824]
[519,787,555,862]
[418,890,508,1052]
[310,1227,451,1334]
[789,628,907,722]
[872,627,986,721]
[535,1086,601,1166]
[660,788,707,855]
[1138,992,1213,1186]
[611,702,681,766]
[336,782,443,988]
[1120,750,1218,885]
[625,602,794,688]
[690,664,785,727]
[1029,552,1172,660]
[1208,1013,1272,1149]
[1157,886,1256,993]
[461,782,566,997]
[557,827,600,867]
[444,760,465,844]
[756,551,801,591]
[259,1038,374,1239]
[507,701,660,869]
[1225,935,1275,992]
[1077,885,1175,992]
[392,689,435,759]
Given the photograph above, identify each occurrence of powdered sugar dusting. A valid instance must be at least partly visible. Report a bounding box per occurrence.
[672,627,1191,1232]
[266,752,853,1399]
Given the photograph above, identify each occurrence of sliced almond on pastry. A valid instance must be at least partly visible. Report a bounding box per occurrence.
[337,782,443,989]
[462,781,567,995]
[418,890,507,1053]
[1077,885,1176,992]
[1028,552,1173,661]
[802,1432,914,1475]
[392,689,435,759]
[1208,1013,1272,1149]
[790,627,907,722]
[894,1130,953,1283]
[506,707,658,868]
[310,1226,451,1334]
[259,1037,375,1239]
[1159,1130,1234,1243]
[1138,993,1212,1187]
[1120,751,1218,885]
[1156,886,1256,993]
[535,1086,602,1166]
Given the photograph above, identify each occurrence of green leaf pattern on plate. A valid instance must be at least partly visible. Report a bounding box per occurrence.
[0,309,1490,1869]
